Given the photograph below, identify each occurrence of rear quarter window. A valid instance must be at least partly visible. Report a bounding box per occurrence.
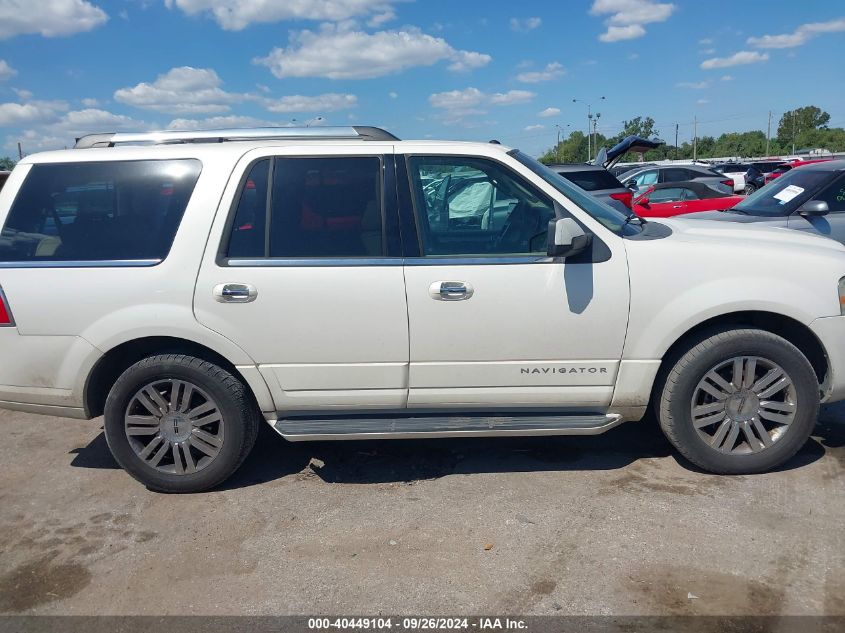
[0,159,201,263]
[555,169,623,191]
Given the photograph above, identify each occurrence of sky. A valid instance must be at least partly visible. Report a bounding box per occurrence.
[0,0,843,158]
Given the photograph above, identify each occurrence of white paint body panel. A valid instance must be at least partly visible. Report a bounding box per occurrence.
[0,139,845,430]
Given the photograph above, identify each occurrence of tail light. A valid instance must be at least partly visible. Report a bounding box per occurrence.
[0,287,14,327]
[609,191,633,209]
[721,179,734,189]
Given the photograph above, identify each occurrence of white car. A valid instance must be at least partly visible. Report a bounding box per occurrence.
[714,163,749,193]
[1,126,844,493]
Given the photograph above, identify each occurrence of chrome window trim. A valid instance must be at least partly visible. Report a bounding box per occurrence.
[0,259,161,268]
[223,255,553,267]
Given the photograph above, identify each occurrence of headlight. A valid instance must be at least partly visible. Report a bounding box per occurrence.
[839,277,845,315]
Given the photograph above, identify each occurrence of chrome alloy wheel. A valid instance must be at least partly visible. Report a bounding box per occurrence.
[690,356,797,455]
[124,380,224,475]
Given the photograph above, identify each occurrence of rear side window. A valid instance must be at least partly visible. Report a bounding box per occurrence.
[662,167,691,182]
[0,159,201,263]
[226,156,383,259]
[556,169,622,191]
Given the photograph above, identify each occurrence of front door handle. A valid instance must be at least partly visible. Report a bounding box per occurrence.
[429,281,474,301]
[213,283,258,303]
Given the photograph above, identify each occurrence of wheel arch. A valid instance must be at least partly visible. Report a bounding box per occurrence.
[84,336,273,418]
[652,310,829,404]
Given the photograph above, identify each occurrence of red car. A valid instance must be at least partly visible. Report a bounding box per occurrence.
[765,158,833,184]
[633,181,745,218]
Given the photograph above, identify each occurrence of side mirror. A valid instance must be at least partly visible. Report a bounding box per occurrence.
[547,218,591,258]
[625,180,638,190]
[638,196,650,206]
[798,200,829,217]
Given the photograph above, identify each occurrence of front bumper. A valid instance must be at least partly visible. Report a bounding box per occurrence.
[810,315,845,403]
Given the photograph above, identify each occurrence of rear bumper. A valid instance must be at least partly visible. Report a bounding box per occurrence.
[810,315,845,403]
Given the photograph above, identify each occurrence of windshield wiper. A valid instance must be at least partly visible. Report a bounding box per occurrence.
[726,208,750,215]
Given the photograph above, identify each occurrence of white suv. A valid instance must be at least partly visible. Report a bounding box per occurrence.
[1,126,844,493]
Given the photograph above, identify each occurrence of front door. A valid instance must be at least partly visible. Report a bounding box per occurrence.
[400,151,630,410]
[194,146,410,413]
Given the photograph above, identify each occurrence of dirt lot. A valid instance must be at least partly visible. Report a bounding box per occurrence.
[0,404,843,617]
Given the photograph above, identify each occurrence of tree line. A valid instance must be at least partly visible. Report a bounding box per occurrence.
[539,105,845,165]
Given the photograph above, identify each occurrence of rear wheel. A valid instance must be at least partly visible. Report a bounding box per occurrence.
[744,184,756,195]
[104,354,260,493]
[657,328,818,474]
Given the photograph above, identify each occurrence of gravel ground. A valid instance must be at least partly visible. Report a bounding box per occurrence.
[0,404,842,617]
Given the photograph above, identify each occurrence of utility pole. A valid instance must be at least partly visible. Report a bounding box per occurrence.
[593,112,602,160]
[17,142,22,160]
[674,123,679,160]
[693,115,698,161]
[555,124,570,163]
[766,110,772,156]
[792,111,796,155]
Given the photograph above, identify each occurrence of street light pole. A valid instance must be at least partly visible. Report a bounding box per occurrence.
[573,97,605,162]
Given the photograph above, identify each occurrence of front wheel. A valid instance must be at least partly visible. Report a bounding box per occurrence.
[104,354,260,493]
[657,328,819,474]
[744,184,756,195]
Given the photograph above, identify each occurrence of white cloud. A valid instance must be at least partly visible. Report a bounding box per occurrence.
[627,52,639,60]
[12,88,32,100]
[524,124,544,131]
[81,97,99,107]
[510,17,541,32]
[389,91,398,98]
[697,99,709,105]
[676,80,710,89]
[590,0,675,42]
[0,100,68,126]
[167,115,288,130]
[9,107,148,153]
[698,37,713,45]
[367,9,395,28]
[701,47,716,54]
[538,107,561,118]
[490,90,535,105]
[165,0,396,31]
[0,60,16,81]
[255,24,490,79]
[516,62,565,83]
[0,0,107,39]
[701,50,769,69]
[114,66,250,114]
[720,75,733,81]
[428,87,534,124]
[747,18,845,49]
[263,93,357,113]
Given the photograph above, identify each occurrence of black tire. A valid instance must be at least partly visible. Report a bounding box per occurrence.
[744,184,756,195]
[104,354,260,493]
[656,328,819,474]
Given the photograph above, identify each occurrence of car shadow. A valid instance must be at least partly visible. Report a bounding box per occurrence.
[68,412,837,491]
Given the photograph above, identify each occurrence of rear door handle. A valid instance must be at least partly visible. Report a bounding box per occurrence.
[213,283,258,303]
[429,281,474,301]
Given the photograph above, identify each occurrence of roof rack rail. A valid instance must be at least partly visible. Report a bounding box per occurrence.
[73,125,399,149]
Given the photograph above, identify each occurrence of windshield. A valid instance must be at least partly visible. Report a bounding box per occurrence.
[732,168,834,217]
[511,150,640,236]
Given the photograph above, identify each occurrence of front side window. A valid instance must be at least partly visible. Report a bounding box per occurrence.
[0,159,201,262]
[649,187,688,203]
[408,156,554,257]
[812,173,845,213]
[635,170,659,186]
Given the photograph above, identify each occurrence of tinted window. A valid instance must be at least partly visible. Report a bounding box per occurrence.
[0,159,201,262]
[734,169,835,217]
[269,157,382,258]
[630,169,658,186]
[813,173,845,213]
[227,159,269,258]
[556,168,622,191]
[663,168,691,182]
[409,156,555,256]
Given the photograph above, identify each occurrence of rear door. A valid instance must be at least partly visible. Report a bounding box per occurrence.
[194,145,410,413]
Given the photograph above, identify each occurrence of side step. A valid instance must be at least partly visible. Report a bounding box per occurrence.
[271,413,624,441]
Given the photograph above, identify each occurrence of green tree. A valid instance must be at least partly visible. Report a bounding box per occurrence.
[776,106,831,146]
[0,157,16,170]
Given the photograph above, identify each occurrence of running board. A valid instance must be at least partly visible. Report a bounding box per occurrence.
[271,413,624,442]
